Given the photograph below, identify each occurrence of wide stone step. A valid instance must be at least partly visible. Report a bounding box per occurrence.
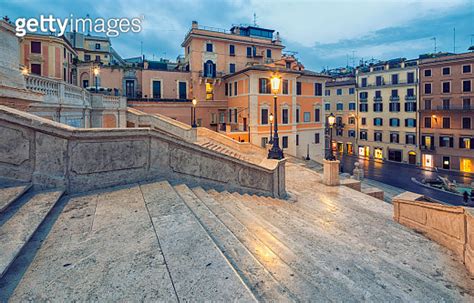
[0,189,63,278]
[141,181,255,302]
[207,189,350,302]
[0,184,31,213]
[177,185,295,302]
[234,192,460,301]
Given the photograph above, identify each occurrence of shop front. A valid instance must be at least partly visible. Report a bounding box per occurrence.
[346,143,353,155]
[422,154,433,168]
[374,147,383,160]
[388,149,402,162]
[358,145,370,158]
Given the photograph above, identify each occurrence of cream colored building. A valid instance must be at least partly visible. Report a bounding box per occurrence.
[356,58,419,165]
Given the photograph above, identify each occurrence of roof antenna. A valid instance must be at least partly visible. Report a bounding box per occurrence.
[253,13,257,27]
[431,37,437,53]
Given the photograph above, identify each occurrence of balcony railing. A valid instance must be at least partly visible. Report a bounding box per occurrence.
[360,80,418,88]
[127,98,192,103]
[405,95,416,101]
[421,145,435,151]
[373,96,383,102]
[389,96,400,101]
[420,105,474,111]
[198,71,226,78]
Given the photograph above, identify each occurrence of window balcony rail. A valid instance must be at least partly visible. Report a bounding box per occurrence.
[198,70,226,78]
[127,97,192,103]
[420,105,474,111]
[359,97,368,102]
[389,96,400,101]
[360,80,418,88]
[373,96,383,102]
[405,95,417,101]
[421,145,436,151]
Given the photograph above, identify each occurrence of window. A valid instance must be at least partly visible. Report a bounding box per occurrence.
[206,43,213,52]
[463,99,471,110]
[361,78,367,87]
[463,65,471,73]
[463,80,471,92]
[282,80,288,94]
[282,136,288,148]
[229,83,232,96]
[95,43,100,50]
[390,133,400,143]
[424,69,432,77]
[324,103,330,111]
[373,103,383,112]
[376,76,383,86]
[337,88,342,95]
[349,87,355,94]
[314,83,323,96]
[178,82,187,99]
[406,134,416,145]
[442,99,450,110]
[296,108,300,123]
[204,60,216,77]
[261,108,269,125]
[360,103,368,112]
[348,130,356,137]
[314,133,320,144]
[229,45,235,56]
[424,117,431,128]
[425,99,432,110]
[460,137,473,149]
[314,108,320,122]
[266,49,272,58]
[234,81,238,95]
[405,102,416,112]
[407,72,415,84]
[84,54,91,61]
[361,117,367,125]
[360,131,368,140]
[389,102,400,112]
[442,117,450,128]
[391,89,398,97]
[463,117,471,129]
[296,135,299,146]
[296,82,302,95]
[152,80,161,99]
[246,47,252,57]
[374,118,383,126]
[406,88,415,97]
[95,55,100,62]
[442,67,450,75]
[374,132,383,142]
[225,83,228,96]
[442,82,450,93]
[325,89,331,96]
[348,117,355,125]
[282,108,289,124]
[304,112,310,122]
[391,74,398,84]
[31,41,41,54]
[229,63,235,73]
[336,103,343,111]
[375,90,382,99]
[349,102,356,110]
[336,128,343,136]
[424,83,432,94]
[30,63,41,75]
[440,136,454,148]
[359,91,368,100]
[390,118,400,127]
[405,118,416,127]
[259,78,270,94]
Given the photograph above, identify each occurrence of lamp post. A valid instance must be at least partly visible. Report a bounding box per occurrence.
[326,113,336,160]
[268,75,284,160]
[93,66,100,93]
[269,113,274,144]
[191,97,197,128]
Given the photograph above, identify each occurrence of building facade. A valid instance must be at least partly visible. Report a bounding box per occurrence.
[324,75,357,155]
[419,52,474,173]
[356,58,419,165]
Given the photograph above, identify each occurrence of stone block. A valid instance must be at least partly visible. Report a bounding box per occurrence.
[322,159,340,186]
[466,210,474,276]
[340,179,361,192]
[362,187,384,200]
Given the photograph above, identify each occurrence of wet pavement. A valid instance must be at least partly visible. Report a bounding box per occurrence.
[337,154,474,206]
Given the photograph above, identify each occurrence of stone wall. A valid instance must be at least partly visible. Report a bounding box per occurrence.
[0,105,285,197]
[393,192,474,276]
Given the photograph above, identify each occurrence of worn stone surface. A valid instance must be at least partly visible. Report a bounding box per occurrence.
[0,190,63,277]
[0,185,30,213]
[0,125,30,166]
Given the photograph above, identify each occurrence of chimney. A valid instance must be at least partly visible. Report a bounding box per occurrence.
[192,21,198,29]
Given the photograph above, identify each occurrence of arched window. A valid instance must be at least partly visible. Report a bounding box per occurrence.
[204,60,216,78]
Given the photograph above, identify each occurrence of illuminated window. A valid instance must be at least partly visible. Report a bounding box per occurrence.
[206,82,214,100]
[374,148,383,159]
[460,158,473,173]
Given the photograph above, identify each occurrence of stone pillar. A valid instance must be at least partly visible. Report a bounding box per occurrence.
[323,159,340,186]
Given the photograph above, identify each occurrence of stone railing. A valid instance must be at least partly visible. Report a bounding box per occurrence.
[393,192,474,276]
[0,105,286,198]
[25,74,90,107]
[197,127,267,158]
[126,107,197,142]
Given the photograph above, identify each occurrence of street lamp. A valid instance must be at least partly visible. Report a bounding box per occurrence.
[326,113,336,160]
[93,66,100,93]
[191,97,197,128]
[268,75,284,159]
[269,113,274,144]
[21,66,29,76]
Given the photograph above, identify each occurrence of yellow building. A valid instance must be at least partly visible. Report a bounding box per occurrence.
[65,32,115,65]
[356,58,419,165]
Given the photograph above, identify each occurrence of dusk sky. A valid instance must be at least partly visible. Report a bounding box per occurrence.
[2,0,474,71]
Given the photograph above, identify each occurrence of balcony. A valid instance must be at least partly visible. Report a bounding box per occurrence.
[199,70,226,78]
[421,145,436,152]
[359,97,368,102]
[405,95,417,101]
[420,105,474,111]
[127,98,192,103]
[373,96,383,102]
[389,96,400,101]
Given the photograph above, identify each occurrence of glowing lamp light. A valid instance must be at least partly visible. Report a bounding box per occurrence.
[269,113,274,122]
[192,98,197,106]
[328,113,336,126]
[270,76,281,94]
[21,66,29,76]
[93,66,100,76]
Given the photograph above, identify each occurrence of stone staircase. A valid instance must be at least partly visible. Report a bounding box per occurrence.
[196,140,254,163]
[2,166,473,301]
[0,182,63,280]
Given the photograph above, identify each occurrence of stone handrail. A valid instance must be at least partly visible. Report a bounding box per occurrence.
[127,107,197,142]
[393,192,474,276]
[197,127,267,157]
[0,105,285,198]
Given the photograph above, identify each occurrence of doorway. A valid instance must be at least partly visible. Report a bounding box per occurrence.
[125,80,135,98]
[408,152,416,165]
